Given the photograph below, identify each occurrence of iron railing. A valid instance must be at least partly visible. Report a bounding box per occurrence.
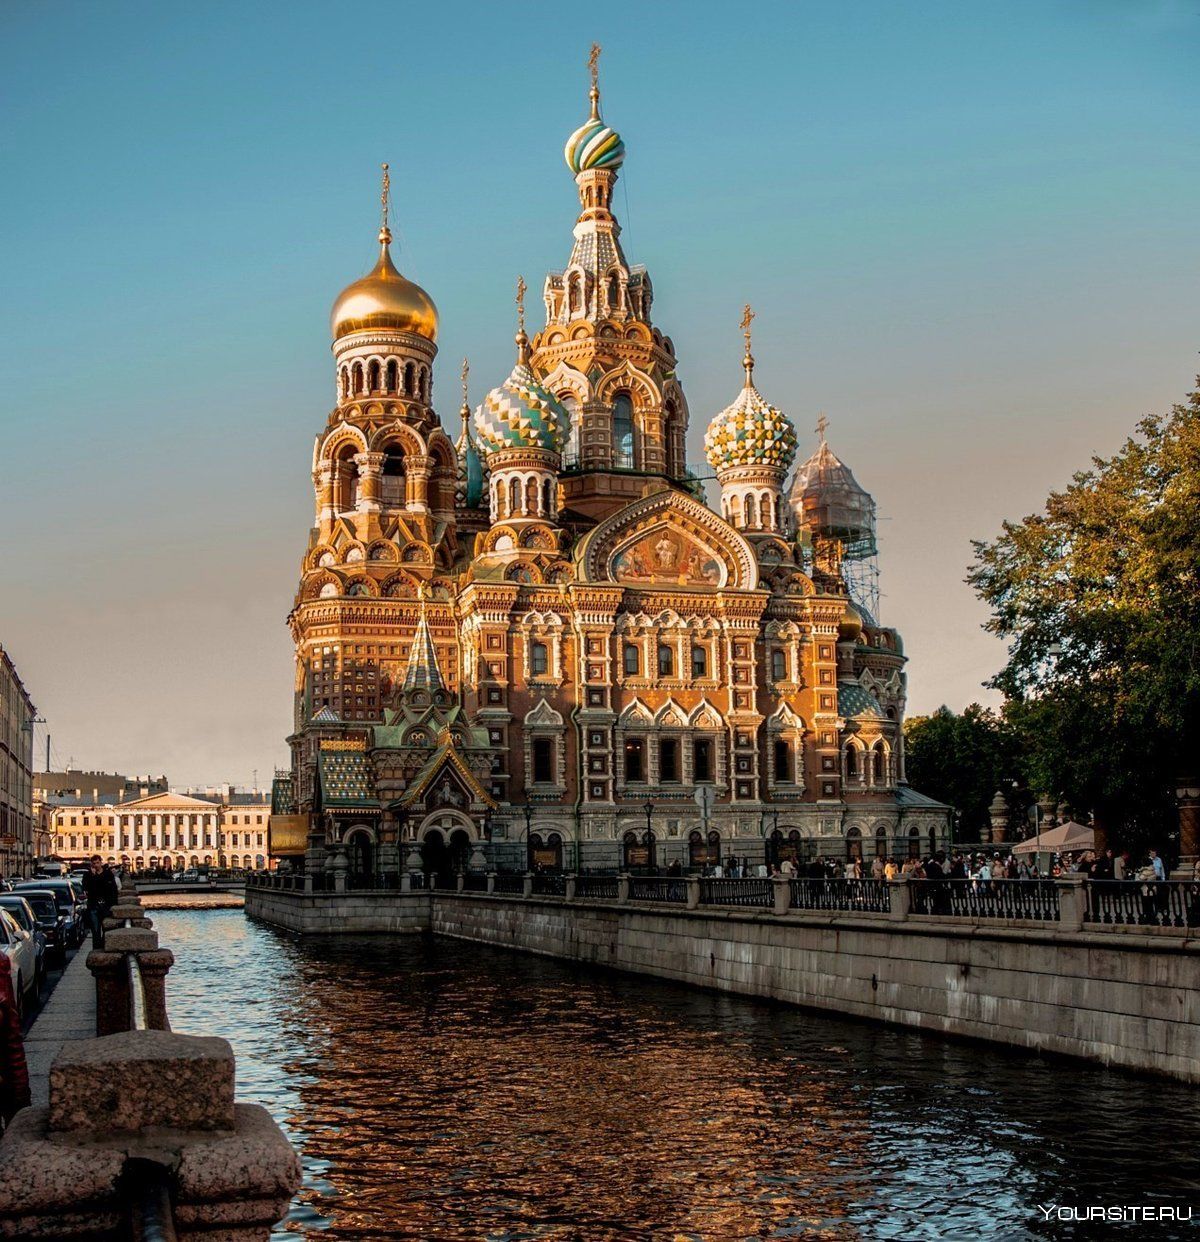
[531,873,567,897]
[462,873,489,892]
[628,876,688,903]
[910,879,1059,921]
[789,877,889,914]
[700,878,773,908]
[575,875,619,900]
[493,873,526,895]
[1086,879,1200,928]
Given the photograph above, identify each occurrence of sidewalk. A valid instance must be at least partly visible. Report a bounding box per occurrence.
[23,948,96,1106]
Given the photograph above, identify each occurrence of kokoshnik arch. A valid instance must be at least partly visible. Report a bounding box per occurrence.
[269,50,951,879]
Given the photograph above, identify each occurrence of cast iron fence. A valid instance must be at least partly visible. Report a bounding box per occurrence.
[1086,879,1200,928]
[910,879,1059,921]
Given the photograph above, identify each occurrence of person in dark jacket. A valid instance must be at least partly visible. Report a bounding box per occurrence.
[82,854,120,949]
[0,965,30,1125]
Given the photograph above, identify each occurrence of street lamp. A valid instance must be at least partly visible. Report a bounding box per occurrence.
[522,802,534,873]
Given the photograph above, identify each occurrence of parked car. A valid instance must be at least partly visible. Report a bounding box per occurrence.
[13,879,84,948]
[0,896,46,990]
[181,869,200,883]
[15,889,68,968]
[0,907,38,1017]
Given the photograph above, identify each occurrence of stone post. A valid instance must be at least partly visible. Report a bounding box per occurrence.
[617,873,630,904]
[564,874,577,901]
[772,875,791,916]
[988,790,1009,844]
[1055,873,1086,931]
[456,872,465,892]
[486,871,496,895]
[1176,777,1200,865]
[686,876,701,910]
[887,875,911,922]
[304,870,315,894]
[522,873,534,899]
[401,870,412,893]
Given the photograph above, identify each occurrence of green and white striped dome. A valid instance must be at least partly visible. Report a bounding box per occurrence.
[474,361,568,455]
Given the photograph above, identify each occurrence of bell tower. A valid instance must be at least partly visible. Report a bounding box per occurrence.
[529,46,692,523]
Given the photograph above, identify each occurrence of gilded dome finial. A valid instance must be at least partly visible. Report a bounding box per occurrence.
[588,42,602,120]
[741,303,756,383]
[379,162,392,247]
[815,412,829,443]
[515,275,529,361]
[460,357,470,425]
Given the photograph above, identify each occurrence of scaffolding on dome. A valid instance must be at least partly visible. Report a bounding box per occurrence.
[789,439,881,623]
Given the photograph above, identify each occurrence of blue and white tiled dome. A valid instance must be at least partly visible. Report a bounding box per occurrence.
[704,379,798,472]
[474,361,568,455]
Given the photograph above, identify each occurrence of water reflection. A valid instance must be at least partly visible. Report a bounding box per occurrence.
[156,910,1198,1240]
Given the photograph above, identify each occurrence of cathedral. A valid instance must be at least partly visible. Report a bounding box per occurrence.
[269,53,951,879]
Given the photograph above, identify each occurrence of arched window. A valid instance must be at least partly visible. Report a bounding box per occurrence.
[352,362,364,395]
[367,360,381,392]
[663,400,682,476]
[846,745,859,779]
[657,643,674,677]
[772,648,787,682]
[569,275,582,315]
[561,395,580,468]
[873,744,887,785]
[381,448,405,508]
[875,825,887,858]
[846,826,862,862]
[385,360,399,393]
[542,478,553,516]
[744,493,758,528]
[607,273,619,311]
[774,739,792,783]
[525,477,539,514]
[761,492,773,530]
[404,361,415,395]
[613,392,634,468]
[338,368,349,400]
[509,477,521,514]
[531,641,548,676]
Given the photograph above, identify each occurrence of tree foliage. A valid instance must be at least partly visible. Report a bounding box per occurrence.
[967,379,1200,841]
[904,705,1024,836]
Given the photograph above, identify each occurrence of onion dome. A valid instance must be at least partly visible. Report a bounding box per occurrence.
[838,603,863,643]
[789,437,876,547]
[454,360,486,507]
[564,48,625,173]
[704,340,797,472]
[331,167,438,341]
[474,344,568,456]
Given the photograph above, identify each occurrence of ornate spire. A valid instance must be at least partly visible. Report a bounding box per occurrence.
[460,357,470,428]
[379,162,392,247]
[815,412,829,444]
[741,303,756,384]
[402,587,445,696]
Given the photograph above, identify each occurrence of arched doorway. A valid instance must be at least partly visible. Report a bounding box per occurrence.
[529,832,563,872]
[420,829,452,887]
[622,829,656,873]
[846,827,863,862]
[688,830,720,871]
[345,829,374,879]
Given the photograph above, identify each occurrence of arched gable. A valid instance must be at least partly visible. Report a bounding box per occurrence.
[576,491,758,591]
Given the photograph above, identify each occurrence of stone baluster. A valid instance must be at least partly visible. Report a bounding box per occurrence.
[522,872,534,899]
[1055,873,1086,931]
[887,875,911,921]
[772,875,791,916]
[685,876,701,909]
[617,873,630,904]
[486,871,497,895]
[564,874,577,901]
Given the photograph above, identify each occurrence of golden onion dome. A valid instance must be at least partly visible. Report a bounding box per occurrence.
[838,603,864,643]
[330,227,438,343]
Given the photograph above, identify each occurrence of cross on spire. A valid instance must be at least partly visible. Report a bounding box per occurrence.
[460,357,470,423]
[515,275,527,334]
[741,303,756,382]
[379,162,391,245]
[588,42,602,118]
[815,413,829,442]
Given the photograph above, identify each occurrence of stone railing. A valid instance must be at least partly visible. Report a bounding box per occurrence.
[0,878,301,1238]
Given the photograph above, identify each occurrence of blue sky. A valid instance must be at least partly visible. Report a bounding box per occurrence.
[1,1,1197,784]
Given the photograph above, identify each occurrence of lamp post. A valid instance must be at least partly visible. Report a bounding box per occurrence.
[643,799,656,873]
[522,801,534,873]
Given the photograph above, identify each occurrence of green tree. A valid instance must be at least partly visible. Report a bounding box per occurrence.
[904,704,1024,836]
[967,379,1200,848]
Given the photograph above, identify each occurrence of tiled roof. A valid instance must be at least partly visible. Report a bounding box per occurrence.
[895,785,951,810]
[838,683,885,721]
[317,750,376,808]
[271,774,296,815]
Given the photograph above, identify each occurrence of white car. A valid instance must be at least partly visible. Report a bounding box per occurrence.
[0,906,38,1017]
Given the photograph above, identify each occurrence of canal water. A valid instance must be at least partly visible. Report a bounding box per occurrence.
[155,909,1198,1240]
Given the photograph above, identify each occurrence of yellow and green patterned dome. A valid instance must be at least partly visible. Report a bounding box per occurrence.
[474,358,568,455]
[704,375,797,472]
[565,113,625,173]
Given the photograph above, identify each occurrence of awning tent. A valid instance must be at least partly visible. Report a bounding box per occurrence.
[1011,821,1094,855]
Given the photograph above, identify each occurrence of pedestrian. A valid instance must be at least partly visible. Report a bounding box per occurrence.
[1114,851,1129,882]
[883,856,899,881]
[0,963,30,1127]
[82,854,119,949]
[870,855,884,881]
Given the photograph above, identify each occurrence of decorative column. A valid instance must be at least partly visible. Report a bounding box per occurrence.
[988,790,1009,843]
[314,463,335,525]
[405,454,434,513]
[353,451,385,512]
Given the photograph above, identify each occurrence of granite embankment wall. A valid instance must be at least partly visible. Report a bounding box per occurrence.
[246,886,430,934]
[429,894,1200,1083]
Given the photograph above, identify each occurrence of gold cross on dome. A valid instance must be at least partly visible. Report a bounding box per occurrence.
[460,357,469,405]
[740,303,755,349]
[380,163,390,231]
[515,275,527,333]
[815,413,829,441]
[589,43,601,90]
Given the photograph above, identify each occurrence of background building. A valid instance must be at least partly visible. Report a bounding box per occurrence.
[274,62,951,878]
[0,645,37,877]
[48,787,272,872]
[34,769,167,865]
